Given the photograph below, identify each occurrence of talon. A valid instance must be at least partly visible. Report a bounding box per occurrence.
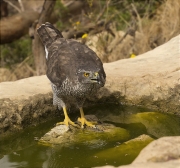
[78,117,96,128]
[56,120,77,127]
[78,107,97,128]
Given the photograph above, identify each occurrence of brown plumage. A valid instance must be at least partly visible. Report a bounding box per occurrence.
[37,22,106,128]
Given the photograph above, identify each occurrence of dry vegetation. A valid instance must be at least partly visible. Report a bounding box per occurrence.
[0,0,180,82]
[86,0,180,62]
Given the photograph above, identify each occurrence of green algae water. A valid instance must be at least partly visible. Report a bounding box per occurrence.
[0,104,180,168]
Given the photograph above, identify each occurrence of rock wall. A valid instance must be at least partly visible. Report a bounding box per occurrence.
[0,76,57,136]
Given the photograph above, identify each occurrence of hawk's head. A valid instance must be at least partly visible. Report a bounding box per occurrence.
[77,69,105,86]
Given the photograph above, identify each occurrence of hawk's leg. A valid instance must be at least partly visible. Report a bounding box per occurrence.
[78,107,97,128]
[56,107,79,128]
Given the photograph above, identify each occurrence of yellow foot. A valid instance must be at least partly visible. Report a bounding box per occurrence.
[56,118,79,128]
[78,117,97,128]
[56,107,80,128]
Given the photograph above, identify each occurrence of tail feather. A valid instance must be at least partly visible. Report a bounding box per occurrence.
[37,22,63,48]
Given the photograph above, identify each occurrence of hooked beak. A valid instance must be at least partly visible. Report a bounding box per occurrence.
[90,72,101,84]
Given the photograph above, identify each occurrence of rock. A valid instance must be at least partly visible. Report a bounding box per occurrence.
[39,125,70,146]
[98,160,180,168]
[102,112,180,138]
[125,113,180,138]
[39,116,130,146]
[0,35,179,135]
[96,136,180,168]
[99,35,180,115]
[133,136,180,163]
[0,76,57,136]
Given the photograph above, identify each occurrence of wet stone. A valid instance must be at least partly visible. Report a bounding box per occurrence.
[39,115,129,146]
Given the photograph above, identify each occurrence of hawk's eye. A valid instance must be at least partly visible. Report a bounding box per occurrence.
[84,72,89,77]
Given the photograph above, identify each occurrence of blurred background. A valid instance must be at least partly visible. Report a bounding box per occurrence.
[0,0,179,82]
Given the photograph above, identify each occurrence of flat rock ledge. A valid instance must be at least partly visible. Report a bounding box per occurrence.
[0,35,180,136]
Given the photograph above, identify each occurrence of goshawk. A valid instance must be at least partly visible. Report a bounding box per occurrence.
[37,22,106,128]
